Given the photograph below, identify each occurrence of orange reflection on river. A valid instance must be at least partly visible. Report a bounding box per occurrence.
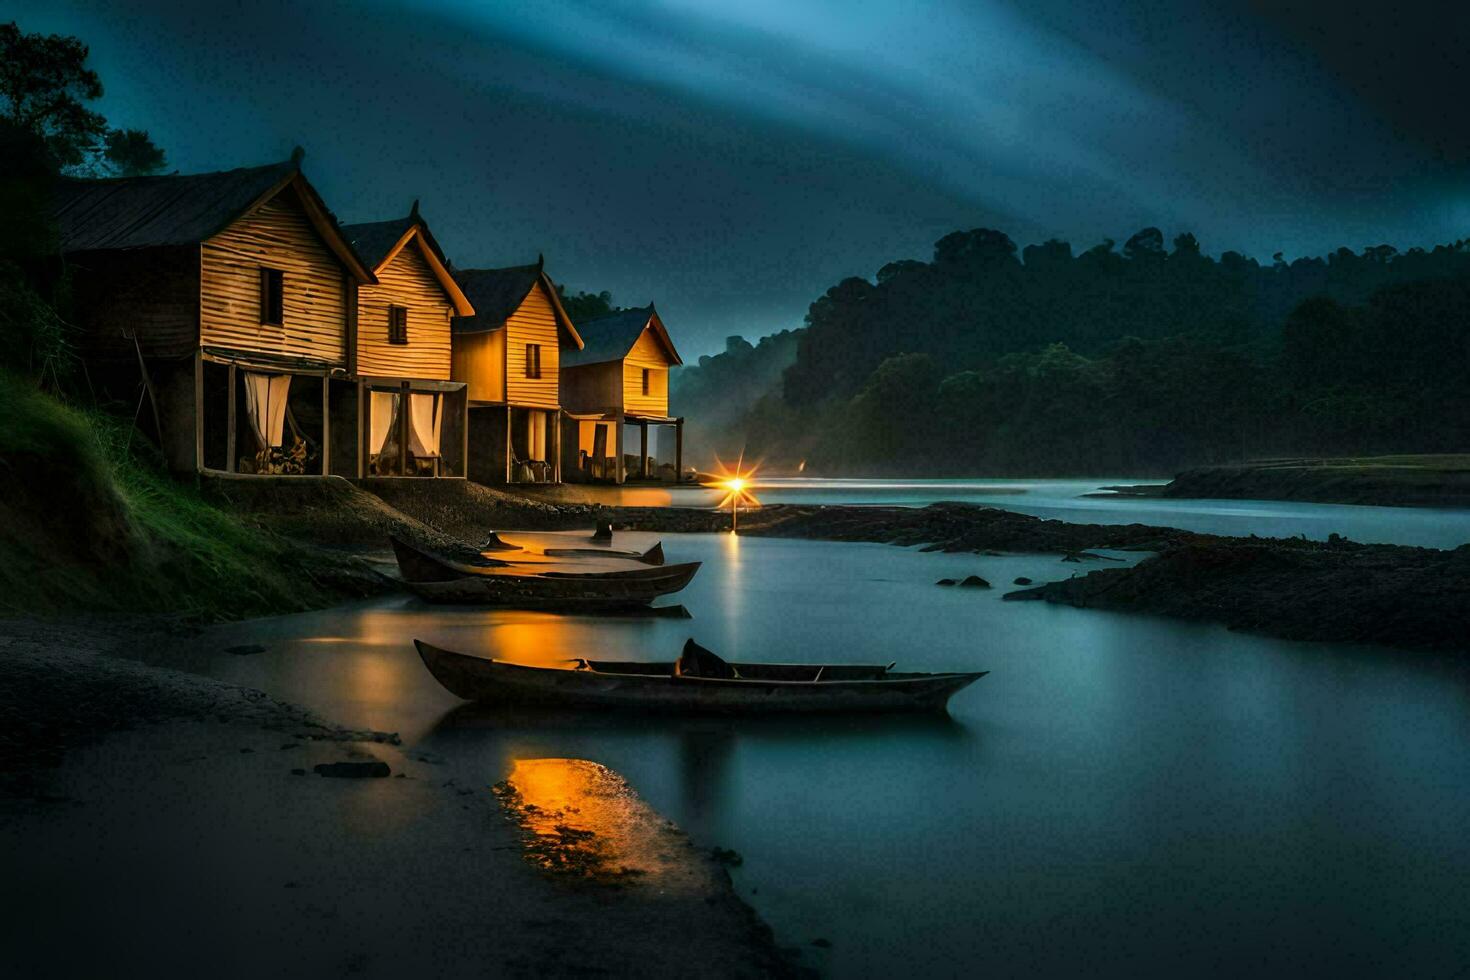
[493,758,694,887]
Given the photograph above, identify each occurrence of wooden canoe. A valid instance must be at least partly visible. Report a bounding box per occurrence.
[541,542,664,565]
[391,536,700,607]
[414,640,986,714]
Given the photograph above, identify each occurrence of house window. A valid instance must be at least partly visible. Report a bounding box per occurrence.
[641,368,651,396]
[525,343,541,378]
[259,268,284,326]
[388,305,408,344]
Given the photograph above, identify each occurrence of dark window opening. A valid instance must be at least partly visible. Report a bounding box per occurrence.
[259,268,284,326]
[388,305,409,344]
[526,343,541,378]
[641,368,651,396]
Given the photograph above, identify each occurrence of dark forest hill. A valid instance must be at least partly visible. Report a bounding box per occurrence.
[670,331,800,466]
[677,227,1470,475]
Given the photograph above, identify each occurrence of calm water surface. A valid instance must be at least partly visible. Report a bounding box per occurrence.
[146,529,1470,977]
[603,477,1470,549]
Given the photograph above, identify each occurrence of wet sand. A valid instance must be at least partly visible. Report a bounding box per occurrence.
[0,621,799,979]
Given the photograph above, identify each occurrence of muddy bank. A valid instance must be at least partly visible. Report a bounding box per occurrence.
[1159,455,1470,508]
[1005,540,1470,652]
[0,620,802,978]
[731,500,1208,551]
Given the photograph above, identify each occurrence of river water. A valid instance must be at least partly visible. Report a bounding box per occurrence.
[143,486,1470,976]
[599,477,1470,549]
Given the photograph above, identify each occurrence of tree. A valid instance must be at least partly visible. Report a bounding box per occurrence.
[557,287,616,322]
[1123,227,1165,260]
[102,127,166,176]
[0,22,164,174]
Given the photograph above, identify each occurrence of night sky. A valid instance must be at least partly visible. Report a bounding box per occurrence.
[13,1,1470,356]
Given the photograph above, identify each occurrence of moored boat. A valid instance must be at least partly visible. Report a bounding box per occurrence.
[541,542,665,565]
[390,536,700,607]
[414,638,987,713]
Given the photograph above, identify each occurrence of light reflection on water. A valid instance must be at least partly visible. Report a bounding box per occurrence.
[495,758,694,886]
[148,530,1470,976]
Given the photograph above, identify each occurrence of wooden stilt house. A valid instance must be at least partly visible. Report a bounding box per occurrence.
[342,204,474,478]
[558,305,685,483]
[450,259,584,484]
[52,151,375,475]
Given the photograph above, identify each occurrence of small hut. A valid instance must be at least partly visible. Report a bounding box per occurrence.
[53,151,374,475]
[558,305,684,483]
[450,259,584,484]
[342,204,473,478]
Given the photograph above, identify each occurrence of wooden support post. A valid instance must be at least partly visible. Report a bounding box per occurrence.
[400,381,410,477]
[615,413,625,484]
[321,375,331,476]
[225,363,237,472]
[193,352,204,472]
[640,421,649,480]
[675,418,683,482]
[504,406,512,484]
[460,390,469,480]
[356,380,366,480]
[552,410,562,484]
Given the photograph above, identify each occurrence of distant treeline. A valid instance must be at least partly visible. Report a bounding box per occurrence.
[673,228,1470,475]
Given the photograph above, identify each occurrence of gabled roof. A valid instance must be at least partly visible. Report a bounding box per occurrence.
[52,152,375,283]
[562,305,682,368]
[342,202,473,316]
[452,258,582,349]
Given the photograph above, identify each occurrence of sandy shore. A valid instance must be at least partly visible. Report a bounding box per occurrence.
[0,620,800,978]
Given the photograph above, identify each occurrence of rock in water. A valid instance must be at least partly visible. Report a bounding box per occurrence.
[225,644,266,656]
[935,578,957,586]
[314,761,391,779]
[958,575,991,588]
[1013,576,1032,585]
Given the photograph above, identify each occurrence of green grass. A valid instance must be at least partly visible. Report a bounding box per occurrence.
[0,374,335,620]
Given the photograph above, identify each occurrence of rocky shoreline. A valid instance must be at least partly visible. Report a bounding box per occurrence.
[217,479,1470,655]
[615,501,1470,653]
[1154,455,1470,508]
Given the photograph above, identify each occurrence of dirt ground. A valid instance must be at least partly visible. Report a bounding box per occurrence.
[0,620,801,979]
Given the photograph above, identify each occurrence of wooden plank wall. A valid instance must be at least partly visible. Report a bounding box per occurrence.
[357,239,453,379]
[622,327,671,415]
[504,282,562,409]
[560,362,622,415]
[200,188,347,364]
[65,245,199,359]
[451,327,506,404]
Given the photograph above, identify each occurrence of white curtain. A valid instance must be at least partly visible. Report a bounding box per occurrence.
[407,392,442,458]
[527,410,547,462]
[369,391,399,455]
[242,372,290,448]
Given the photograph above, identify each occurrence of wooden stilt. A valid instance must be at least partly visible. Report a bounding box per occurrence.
[675,418,683,482]
[226,363,237,472]
[321,375,331,476]
[615,413,625,484]
[193,352,204,472]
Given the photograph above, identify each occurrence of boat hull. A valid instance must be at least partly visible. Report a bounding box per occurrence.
[390,536,698,607]
[415,641,984,713]
[402,561,700,607]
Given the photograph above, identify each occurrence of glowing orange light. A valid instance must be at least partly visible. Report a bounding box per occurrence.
[701,453,761,533]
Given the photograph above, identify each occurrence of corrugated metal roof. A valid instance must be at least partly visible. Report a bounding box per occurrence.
[53,160,297,252]
[561,306,657,367]
[451,263,542,334]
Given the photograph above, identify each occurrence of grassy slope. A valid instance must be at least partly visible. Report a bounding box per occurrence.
[0,376,344,619]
